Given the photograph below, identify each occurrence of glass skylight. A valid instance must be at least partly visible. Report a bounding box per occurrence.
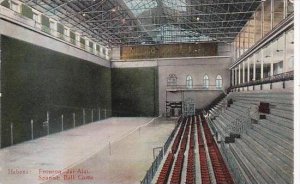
[152,25,211,43]
[123,0,157,16]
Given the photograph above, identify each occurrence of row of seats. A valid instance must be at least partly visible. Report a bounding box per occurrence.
[180,118,190,151]
[170,149,185,184]
[196,115,211,184]
[170,117,191,184]
[202,114,234,184]
[156,116,188,184]
[157,153,174,184]
[171,117,187,154]
[186,117,196,184]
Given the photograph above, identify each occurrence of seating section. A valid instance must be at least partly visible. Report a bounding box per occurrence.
[208,91,294,184]
[157,153,174,184]
[186,117,195,184]
[155,115,233,184]
[202,114,234,184]
[196,115,211,184]
[171,117,186,154]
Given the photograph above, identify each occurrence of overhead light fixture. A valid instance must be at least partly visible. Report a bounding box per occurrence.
[82,13,86,17]
[196,17,200,21]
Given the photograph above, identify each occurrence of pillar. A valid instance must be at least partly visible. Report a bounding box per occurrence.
[253,54,256,80]
[247,58,250,82]
[261,49,264,79]
[238,64,241,84]
[0,35,2,148]
[270,42,274,76]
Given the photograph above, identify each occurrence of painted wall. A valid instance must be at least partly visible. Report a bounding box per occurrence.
[1,36,111,148]
[111,67,158,117]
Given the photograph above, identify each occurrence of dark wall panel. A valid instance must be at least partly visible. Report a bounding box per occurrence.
[1,36,111,148]
[121,42,218,59]
[111,67,158,117]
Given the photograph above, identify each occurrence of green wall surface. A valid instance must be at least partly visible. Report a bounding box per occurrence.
[21,4,33,19]
[111,67,158,117]
[1,36,111,148]
[1,0,10,8]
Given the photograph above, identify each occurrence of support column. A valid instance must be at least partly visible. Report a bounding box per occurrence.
[231,68,235,86]
[261,49,264,79]
[238,34,241,58]
[283,0,288,19]
[271,0,274,28]
[0,35,2,148]
[242,61,245,83]
[261,2,265,38]
[235,68,238,85]
[253,54,256,80]
[247,58,250,82]
[238,64,241,84]
[283,32,287,72]
[254,11,257,42]
[270,42,274,76]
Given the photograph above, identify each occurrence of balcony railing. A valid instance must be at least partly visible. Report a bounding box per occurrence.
[166,85,224,91]
[232,71,294,89]
[0,5,110,60]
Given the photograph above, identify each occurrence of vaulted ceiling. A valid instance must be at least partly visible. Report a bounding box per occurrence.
[21,0,262,46]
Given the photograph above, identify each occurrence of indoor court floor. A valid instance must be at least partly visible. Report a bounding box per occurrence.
[0,117,175,184]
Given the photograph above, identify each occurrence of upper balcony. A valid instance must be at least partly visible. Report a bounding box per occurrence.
[0,2,111,60]
[166,85,224,92]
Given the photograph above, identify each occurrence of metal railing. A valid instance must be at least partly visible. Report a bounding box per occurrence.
[166,85,224,91]
[140,116,182,184]
[232,71,294,89]
[225,105,258,136]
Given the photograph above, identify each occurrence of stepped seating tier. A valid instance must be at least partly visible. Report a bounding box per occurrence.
[207,91,294,184]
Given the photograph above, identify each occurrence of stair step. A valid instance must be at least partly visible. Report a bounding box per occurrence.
[235,139,288,184]
[258,120,293,141]
[229,143,268,184]
[247,128,293,167]
[269,108,293,120]
[266,114,293,127]
[252,124,293,152]
[241,134,293,183]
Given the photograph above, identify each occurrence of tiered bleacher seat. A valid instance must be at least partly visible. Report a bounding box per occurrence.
[207,91,294,184]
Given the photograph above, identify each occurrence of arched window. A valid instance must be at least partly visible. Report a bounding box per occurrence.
[186,75,193,89]
[216,75,223,89]
[203,75,209,89]
[167,74,177,86]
